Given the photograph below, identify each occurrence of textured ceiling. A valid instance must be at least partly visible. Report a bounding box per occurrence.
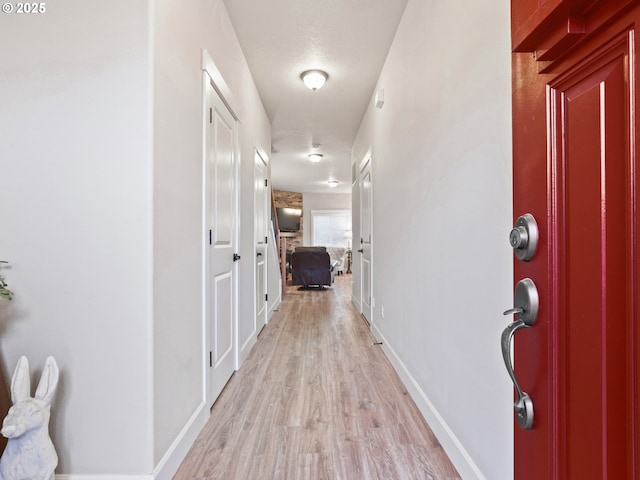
[223,0,409,194]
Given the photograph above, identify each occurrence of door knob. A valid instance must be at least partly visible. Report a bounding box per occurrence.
[510,213,538,261]
[501,278,539,430]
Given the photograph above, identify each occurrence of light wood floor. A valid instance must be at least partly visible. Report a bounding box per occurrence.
[174,274,460,480]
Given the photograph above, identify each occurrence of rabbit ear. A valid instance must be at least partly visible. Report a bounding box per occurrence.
[35,356,59,406]
[11,356,31,404]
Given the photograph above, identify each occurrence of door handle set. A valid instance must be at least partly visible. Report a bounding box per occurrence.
[503,212,540,430]
[502,278,539,430]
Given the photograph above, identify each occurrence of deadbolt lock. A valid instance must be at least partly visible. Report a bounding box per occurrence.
[510,213,538,261]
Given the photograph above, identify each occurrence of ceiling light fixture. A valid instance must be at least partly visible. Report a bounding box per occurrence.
[301,70,328,91]
[328,180,339,188]
[308,153,323,163]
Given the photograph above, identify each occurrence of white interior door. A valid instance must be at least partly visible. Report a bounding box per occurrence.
[205,77,238,406]
[255,150,268,332]
[360,157,373,325]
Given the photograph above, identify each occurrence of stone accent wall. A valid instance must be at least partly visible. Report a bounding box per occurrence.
[273,189,303,251]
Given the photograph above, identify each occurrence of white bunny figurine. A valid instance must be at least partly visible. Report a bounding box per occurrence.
[0,356,59,480]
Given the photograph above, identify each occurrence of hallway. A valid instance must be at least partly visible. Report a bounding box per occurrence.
[174,275,460,479]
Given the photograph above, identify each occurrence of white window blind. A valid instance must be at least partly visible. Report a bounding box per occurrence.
[311,209,351,247]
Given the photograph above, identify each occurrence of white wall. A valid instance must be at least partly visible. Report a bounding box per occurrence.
[352,0,513,478]
[0,1,154,474]
[0,0,270,476]
[301,192,351,246]
[152,0,271,469]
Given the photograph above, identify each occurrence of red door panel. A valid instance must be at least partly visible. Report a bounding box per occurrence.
[550,35,633,478]
[511,2,639,479]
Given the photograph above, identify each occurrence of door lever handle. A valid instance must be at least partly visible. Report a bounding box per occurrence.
[233,253,241,262]
[501,278,539,430]
[501,318,534,430]
[357,248,364,253]
[257,252,263,257]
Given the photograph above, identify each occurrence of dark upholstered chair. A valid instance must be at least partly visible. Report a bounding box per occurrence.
[291,247,337,288]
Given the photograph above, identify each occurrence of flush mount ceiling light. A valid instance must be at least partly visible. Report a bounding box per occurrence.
[308,153,323,163]
[301,70,328,91]
[328,180,339,188]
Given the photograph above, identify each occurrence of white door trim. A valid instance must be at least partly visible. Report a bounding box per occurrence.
[359,153,373,326]
[201,50,241,122]
[201,49,241,408]
[255,148,269,333]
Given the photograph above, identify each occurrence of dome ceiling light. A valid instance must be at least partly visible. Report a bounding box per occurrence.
[328,180,339,188]
[308,153,323,163]
[301,70,328,91]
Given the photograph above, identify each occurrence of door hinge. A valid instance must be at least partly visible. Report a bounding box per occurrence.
[265,294,268,302]
[265,179,268,187]
[209,107,213,124]
[209,351,212,367]
[209,229,212,245]
[265,236,268,243]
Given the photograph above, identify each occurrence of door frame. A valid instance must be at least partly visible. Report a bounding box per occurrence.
[201,49,241,407]
[254,148,269,333]
[359,153,373,326]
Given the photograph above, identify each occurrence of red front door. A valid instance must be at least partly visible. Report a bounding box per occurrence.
[511,1,639,478]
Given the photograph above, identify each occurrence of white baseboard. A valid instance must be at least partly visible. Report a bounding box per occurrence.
[153,401,209,480]
[267,297,281,321]
[239,328,258,367]
[56,477,151,480]
[57,308,482,480]
[371,324,486,480]
[351,294,361,311]
[55,402,208,479]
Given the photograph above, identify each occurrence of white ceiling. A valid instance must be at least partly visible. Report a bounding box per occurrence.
[223,0,409,194]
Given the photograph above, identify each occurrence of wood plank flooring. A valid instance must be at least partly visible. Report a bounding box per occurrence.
[174,275,460,480]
